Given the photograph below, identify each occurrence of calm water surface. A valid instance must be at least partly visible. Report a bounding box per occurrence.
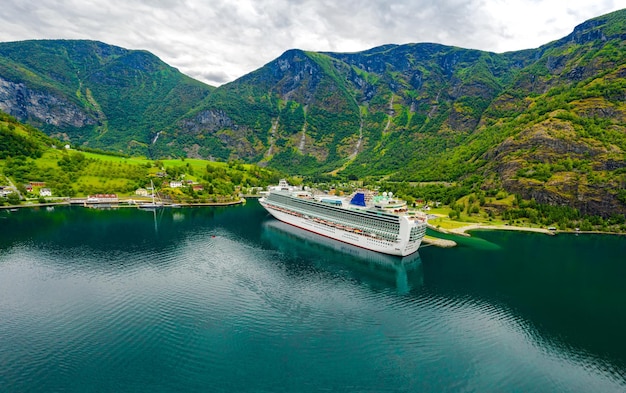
[0,202,625,392]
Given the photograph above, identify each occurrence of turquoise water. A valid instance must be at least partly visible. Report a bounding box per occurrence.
[0,202,625,392]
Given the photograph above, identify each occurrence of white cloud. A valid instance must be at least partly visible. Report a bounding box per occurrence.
[0,0,624,86]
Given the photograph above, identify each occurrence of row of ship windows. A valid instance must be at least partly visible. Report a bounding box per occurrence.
[307,208,397,237]
[368,239,392,245]
[409,227,426,241]
[274,203,398,242]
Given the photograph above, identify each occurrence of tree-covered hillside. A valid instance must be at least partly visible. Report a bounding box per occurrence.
[0,40,213,155]
[0,111,55,159]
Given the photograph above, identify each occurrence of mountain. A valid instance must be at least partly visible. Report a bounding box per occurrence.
[158,9,625,217]
[0,40,213,155]
[0,10,625,217]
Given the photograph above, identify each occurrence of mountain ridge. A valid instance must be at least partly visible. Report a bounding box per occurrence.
[0,9,625,217]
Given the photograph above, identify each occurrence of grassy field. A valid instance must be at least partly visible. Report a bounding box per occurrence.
[79,152,234,173]
[424,199,533,231]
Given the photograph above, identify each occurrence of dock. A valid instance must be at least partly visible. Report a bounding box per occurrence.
[422,235,457,248]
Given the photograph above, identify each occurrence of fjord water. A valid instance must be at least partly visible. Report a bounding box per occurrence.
[1,202,625,392]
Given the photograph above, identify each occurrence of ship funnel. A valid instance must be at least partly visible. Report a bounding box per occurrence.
[350,192,367,206]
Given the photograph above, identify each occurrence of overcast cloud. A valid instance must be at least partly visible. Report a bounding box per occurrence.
[0,0,624,86]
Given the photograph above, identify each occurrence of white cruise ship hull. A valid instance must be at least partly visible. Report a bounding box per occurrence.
[260,200,422,256]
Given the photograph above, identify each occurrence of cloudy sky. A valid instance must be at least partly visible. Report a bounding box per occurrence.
[1,0,624,86]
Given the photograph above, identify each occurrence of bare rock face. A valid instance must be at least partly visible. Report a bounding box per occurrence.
[503,176,625,218]
[265,49,324,104]
[174,109,263,160]
[488,117,626,218]
[179,109,236,135]
[0,77,94,129]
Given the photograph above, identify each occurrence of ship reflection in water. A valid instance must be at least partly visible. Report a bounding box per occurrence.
[262,219,423,294]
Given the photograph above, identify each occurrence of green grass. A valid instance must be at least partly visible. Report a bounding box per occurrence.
[427,217,471,230]
[428,211,548,231]
[80,151,148,164]
[427,206,452,216]
[37,151,62,168]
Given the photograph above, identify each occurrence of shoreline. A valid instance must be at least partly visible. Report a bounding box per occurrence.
[428,222,626,237]
[3,201,622,239]
[0,198,246,210]
[443,223,554,236]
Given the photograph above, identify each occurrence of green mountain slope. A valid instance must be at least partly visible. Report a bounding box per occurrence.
[415,10,626,216]
[0,111,56,159]
[152,49,363,171]
[0,40,213,155]
[0,10,624,217]
[157,9,624,216]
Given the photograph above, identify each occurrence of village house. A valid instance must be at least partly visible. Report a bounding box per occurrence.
[39,188,52,197]
[135,188,149,197]
[0,186,13,197]
[169,181,183,188]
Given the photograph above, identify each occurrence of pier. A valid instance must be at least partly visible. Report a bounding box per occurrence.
[422,235,457,248]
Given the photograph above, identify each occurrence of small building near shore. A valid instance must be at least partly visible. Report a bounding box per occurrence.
[135,188,149,197]
[0,187,13,197]
[87,194,118,203]
[40,188,52,197]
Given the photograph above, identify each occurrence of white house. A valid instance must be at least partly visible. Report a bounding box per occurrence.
[40,188,52,197]
[169,181,183,188]
[0,188,13,197]
[135,188,149,197]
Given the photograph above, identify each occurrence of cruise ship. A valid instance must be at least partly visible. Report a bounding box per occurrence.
[259,180,427,256]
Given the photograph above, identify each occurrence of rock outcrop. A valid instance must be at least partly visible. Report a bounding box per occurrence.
[0,77,94,130]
